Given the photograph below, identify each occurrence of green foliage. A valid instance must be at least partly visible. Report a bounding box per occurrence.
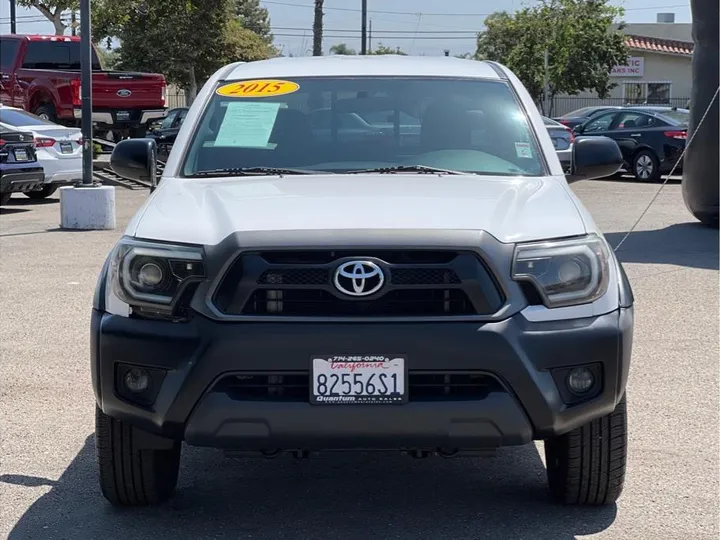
[475,0,628,109]
[95,47,120,70]
[371,43,407,55]
[329,43,357,55]
[91,0,275,96]
[16,0,76,34]
[236,0,273,44]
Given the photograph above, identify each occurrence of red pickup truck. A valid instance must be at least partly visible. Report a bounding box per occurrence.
[0,35,167,137]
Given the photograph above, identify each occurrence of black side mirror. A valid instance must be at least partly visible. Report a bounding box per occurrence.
[566,136,622,183]
[110,138,158,192]
[573,123,585,134]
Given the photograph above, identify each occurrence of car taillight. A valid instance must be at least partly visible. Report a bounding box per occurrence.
[71,79,82,106]
[664,130,687,140]
[161,82,167,107]
[35,137,56,148]
[569,131,575,144]
[558,120,570,126]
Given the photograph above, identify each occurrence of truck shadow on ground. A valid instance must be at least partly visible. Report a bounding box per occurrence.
[605,222,719,271]
[5,435,616,540]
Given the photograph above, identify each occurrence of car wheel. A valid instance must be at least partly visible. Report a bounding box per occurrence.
[0,193,11,206]
[24,185,58,200]
[632,150,661,182]
[544,395,627,505]
[95,405,181,506]
[33,104,58,124]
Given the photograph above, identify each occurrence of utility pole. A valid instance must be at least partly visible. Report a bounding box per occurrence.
[543,48,550,115]
[312,0,324,56]
[80,0,93,185]
[71,10,77,36]
[360,0,367,54]
[368,19,372,54]
[9,0,17,33]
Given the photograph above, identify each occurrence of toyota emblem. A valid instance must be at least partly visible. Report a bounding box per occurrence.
[333,260,385,297]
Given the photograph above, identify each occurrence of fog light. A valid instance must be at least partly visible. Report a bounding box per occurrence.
[567,367,594,394]
[124,368,149,393]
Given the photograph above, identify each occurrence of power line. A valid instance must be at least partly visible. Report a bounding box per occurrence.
[261,1,690,16]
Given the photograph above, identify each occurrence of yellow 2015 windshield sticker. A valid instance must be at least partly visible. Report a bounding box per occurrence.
[216,79,300,98]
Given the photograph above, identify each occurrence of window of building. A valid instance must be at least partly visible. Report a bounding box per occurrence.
[623,81,673,104]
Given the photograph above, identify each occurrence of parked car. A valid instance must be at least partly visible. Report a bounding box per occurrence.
[0,105,82,198]
[0,128,44,205]
[553,106,623,130]
[309,107,421,146]
[0,35,167,137]
[542,115,573,171]
[96,56,632,508]
[147,107,188,157]
[573,106,688,181]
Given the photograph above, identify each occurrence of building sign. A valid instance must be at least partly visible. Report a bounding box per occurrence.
[610,57,645,77]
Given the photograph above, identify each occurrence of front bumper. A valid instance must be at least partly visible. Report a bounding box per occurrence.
[92,306,633,451]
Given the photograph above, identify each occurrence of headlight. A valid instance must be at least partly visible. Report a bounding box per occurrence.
[110,238,205,309]
[511,234,610,308]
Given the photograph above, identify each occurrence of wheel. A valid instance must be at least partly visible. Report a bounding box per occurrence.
[24,185,58,200]
[544,395,627,505]
[632,150,660,182]
[130,125,148,138]
[0,193,11,206]
[33,104,58,123]
[95,405,181,506]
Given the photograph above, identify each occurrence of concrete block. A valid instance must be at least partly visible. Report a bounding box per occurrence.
[59,185,116,230]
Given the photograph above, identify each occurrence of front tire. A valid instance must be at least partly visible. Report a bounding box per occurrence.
[632,150,661,182]
[0,193,11,206]
[24,185,58,200]
[544,396,627,505]
[95,406,181,506]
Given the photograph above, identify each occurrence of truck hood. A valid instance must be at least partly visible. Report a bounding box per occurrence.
[129,174,587,246]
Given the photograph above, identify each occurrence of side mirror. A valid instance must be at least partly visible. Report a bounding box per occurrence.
[573,123,585,134]
[110,138,158,192]
[566,136,622,183]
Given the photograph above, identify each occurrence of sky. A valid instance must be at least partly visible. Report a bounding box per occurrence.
[0,0,692,57]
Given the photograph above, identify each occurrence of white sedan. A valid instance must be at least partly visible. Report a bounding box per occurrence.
[0,106,83,199]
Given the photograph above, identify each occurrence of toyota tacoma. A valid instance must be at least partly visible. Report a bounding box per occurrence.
[93,56,633,507]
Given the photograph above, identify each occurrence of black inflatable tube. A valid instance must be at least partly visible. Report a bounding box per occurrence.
[682,0,719,227]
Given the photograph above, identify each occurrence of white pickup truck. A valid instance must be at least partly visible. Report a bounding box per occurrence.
[92,55,633,508]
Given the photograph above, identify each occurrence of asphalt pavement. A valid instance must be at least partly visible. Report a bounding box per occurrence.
[0,176,718,540]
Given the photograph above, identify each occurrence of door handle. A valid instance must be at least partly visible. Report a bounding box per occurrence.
[630,133,641,137]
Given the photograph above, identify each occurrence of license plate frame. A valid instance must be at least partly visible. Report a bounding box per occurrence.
[59,141,73,154]
[13,148,29,161]
[310,355,407,405]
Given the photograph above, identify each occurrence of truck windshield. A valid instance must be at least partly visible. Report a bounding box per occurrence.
[182,76,545,177]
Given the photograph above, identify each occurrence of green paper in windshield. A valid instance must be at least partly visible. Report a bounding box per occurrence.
[214,101,281,148]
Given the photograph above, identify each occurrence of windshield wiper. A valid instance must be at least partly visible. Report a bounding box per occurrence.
[347,165,465,175]
[189,167,318,178]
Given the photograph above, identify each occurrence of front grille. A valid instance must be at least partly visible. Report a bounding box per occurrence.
[213,371,504,402]
[212,249,504,318]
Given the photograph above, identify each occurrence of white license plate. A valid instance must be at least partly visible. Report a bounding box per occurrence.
[116,111,130,120]
[13,149,28,161]
[60,141,73,154]
[311,355,406,405]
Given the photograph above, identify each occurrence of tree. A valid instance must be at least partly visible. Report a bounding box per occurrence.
[476,0,628,114]
[371,43,407,55]
[329,43,356,55]
[313,0,324,56]
[100,0,275,103]
[236,0,272,44]
[16,0,74,34]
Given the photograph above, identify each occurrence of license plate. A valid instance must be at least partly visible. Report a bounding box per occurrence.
[116,111,130,121]
[13,149,28,161]
[60,141,73,154]
[311,355,406,405]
